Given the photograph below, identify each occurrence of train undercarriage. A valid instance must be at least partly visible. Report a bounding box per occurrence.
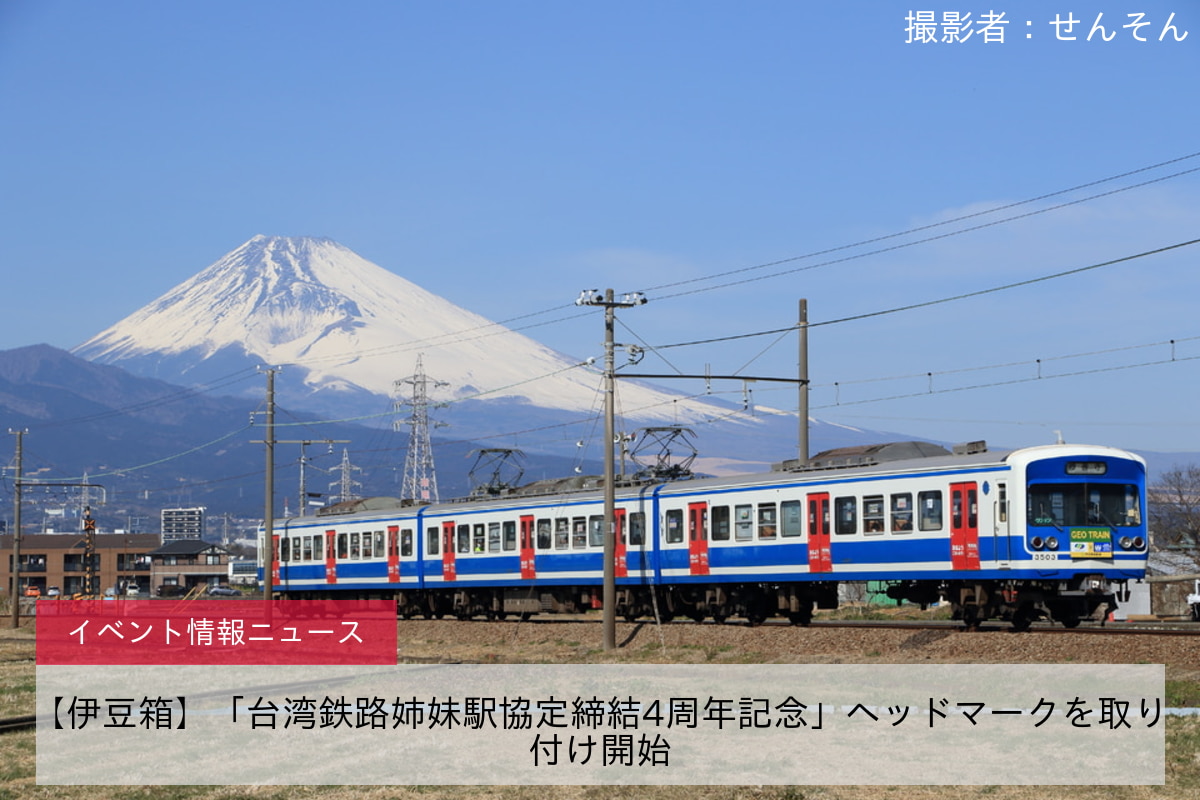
[384,581,838,626]
[284,575,1120,630]
[884,575,1121,630]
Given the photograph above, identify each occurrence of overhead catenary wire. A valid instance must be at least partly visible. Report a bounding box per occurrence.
[650,237,1200,351]
[639,152,1200,298]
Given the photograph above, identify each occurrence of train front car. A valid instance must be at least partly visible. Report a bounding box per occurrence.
[999,444,1148,629]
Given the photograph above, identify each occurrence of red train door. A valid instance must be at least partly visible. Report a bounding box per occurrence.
[807,492,832,573]
[688,502,710,576]
[614,508,628,578]
[950,482,981,570]
[441,521,457,581]
[387,525,400,582]
[520,515,536,580]
[325,529,337,583]
[271,533,281,584]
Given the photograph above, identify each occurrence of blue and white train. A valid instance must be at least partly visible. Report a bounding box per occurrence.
[261,441,1148,629]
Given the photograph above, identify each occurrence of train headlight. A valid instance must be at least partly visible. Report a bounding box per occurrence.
[1030,536,1044,550]
[1045,536,1059,551]
[1133,536,1145,550]
[1119,536,1133,550]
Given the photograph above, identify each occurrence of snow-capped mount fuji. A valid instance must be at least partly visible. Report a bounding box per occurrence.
[72,236,767,445]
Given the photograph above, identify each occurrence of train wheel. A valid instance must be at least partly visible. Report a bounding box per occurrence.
[961,603,980,630]
[1011,605,1035,632]
[788,608,813,627]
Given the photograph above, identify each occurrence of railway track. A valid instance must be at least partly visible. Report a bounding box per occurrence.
[0,714,36,734]
[449,612,1200,636]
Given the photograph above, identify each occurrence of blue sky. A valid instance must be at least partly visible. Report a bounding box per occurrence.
[1,1,1197,454]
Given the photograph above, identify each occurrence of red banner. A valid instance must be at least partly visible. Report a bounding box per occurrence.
[36,599,397,665]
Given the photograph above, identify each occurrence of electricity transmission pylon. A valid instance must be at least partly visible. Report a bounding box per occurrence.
[328,448,362,504]
[394,354,448,504]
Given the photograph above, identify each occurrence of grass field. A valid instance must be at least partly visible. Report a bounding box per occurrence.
[3,618,1198,800]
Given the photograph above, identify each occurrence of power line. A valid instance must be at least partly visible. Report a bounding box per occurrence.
[639,151,1200,298]
[17,425,255,484]
[27,367,261,430]
[256,153,1200,372]
[815,335,1200,389]
[813,351,1200,411]
[651,237,1200,350]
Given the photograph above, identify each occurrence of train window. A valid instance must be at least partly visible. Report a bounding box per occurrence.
[573,517,588,549]
[302,537,313,561]
[628,512,646,546]
[1027,483,1142,527]
[665,509,684,543]
[291,537,301,560]
[281,537,290,562]
[735,505,753,541]
[997,484,1008,523]
[457,524,470,554]
[711,506,731,541]
[537,519,552,550]
[401,529,413,557]
[834,497,857,534]
[503,521,517,551]
[1123,486,1142,526]
[781,500,803,537]
[863,496,885,535]
[589,515,605,547]
[891,494,913,533]
[313,535,322,559]
[968,488,978,528]
[487,523,501,552]
[555,519,569,550]
[918,491,943,531]
[337,533,349,559]
[473,524,485,553]
[377,531,386,557]
[350,533,360,559]
[426,527,439,556]
[361,532,372,559]
[757,504,777,539]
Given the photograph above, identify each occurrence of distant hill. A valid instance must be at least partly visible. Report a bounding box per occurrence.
[0,344,597,529]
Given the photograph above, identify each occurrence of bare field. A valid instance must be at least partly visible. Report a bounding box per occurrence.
[3,617,1199,800]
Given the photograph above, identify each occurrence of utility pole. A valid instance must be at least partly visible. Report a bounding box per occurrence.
[82,506,97,596]
[798,298,810,467]
[9,429,25,628]
[261,368,277,610]
[576,288,647,651]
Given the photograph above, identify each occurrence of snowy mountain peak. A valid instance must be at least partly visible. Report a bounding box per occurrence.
[71,236,728,423]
